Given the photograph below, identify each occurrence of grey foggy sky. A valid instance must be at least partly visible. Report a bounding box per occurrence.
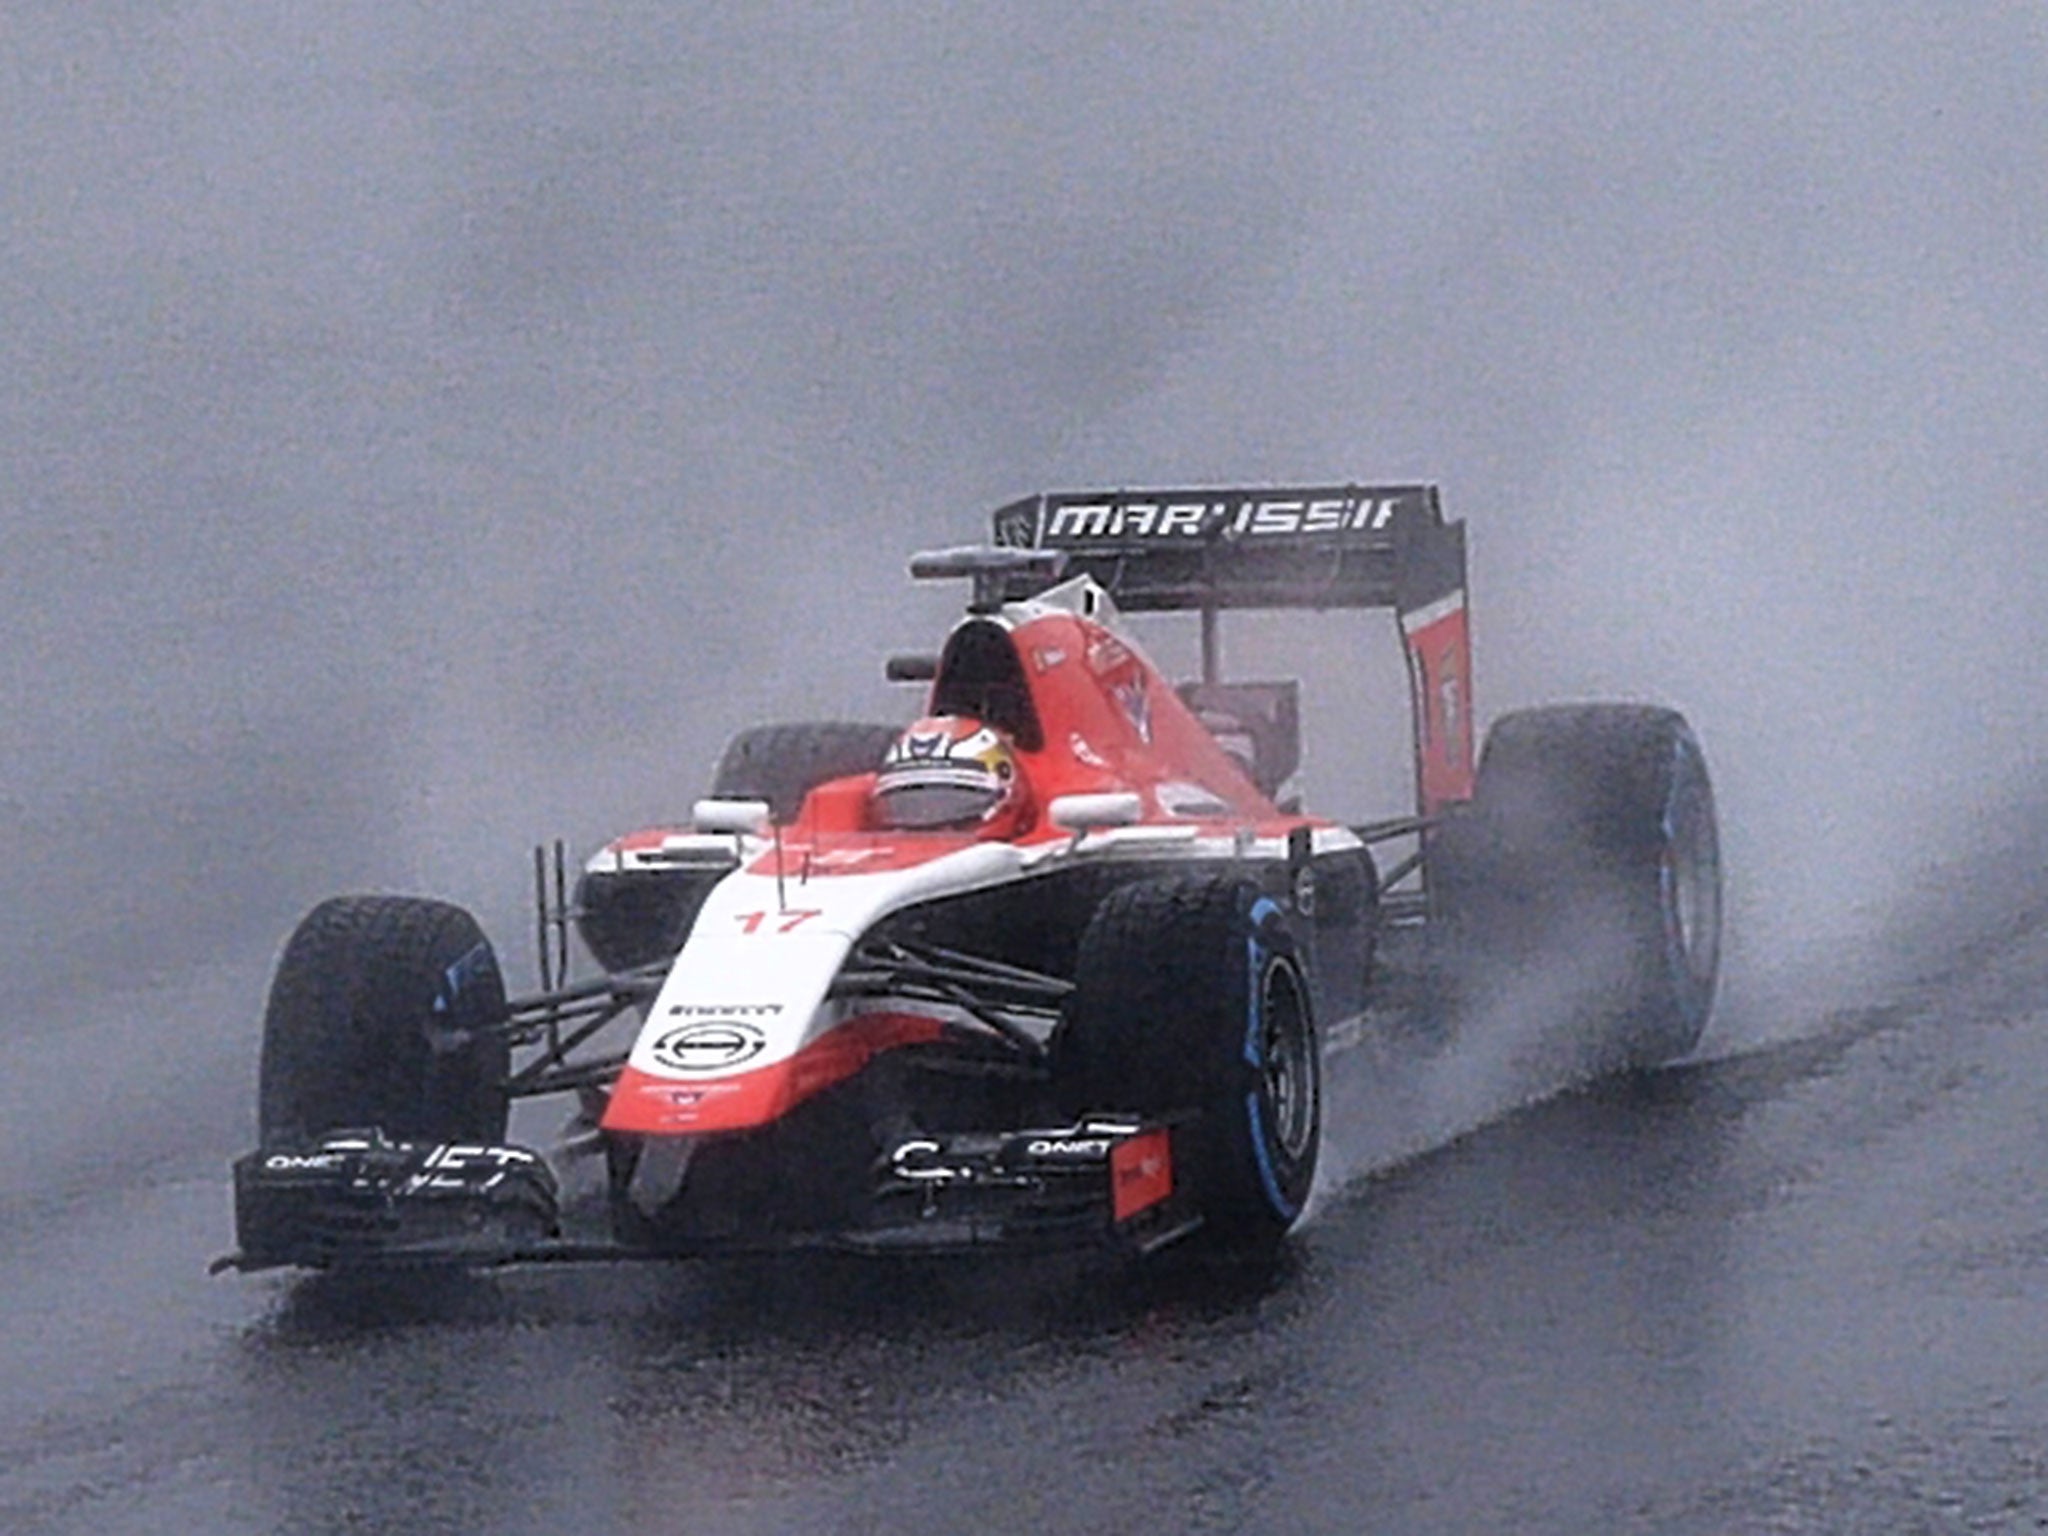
[4,4,2044,1023]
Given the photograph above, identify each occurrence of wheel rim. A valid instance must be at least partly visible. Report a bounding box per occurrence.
[1665,751,1722,989]
[1259,958,1317,1161]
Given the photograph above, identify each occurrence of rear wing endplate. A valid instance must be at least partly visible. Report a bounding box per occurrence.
[989,484,1475,814]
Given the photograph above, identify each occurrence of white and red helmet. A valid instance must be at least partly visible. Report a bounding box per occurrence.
[873,715,1029,834]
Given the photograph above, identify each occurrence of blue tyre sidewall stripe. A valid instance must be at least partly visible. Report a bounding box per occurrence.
[1659,732,1712,1030]
[1243,895,1300,1220]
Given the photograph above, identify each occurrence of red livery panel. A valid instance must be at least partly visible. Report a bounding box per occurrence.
[605,1011,947,1134]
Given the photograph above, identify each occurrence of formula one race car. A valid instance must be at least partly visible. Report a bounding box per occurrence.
[223,484,1721,1272]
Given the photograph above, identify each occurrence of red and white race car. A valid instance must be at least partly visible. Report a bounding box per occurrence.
[227,484,1721,1270]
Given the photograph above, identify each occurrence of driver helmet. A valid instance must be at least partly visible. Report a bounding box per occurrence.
[873,715,1029,835]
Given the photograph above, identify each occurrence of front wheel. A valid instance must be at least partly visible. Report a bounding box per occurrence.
[1056,875,1320,1255]
[258,895,510,1148]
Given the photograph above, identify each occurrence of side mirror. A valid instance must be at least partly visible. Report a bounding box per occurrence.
[692,798,772,837]
[1048,791,1143,834]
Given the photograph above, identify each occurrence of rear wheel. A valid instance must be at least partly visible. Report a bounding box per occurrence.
[576,720,903,971]
[574,866,722,974]
[258,896,510,1147]
[1057,875,1320,1255]
[1432,704,1721,1068]
[709,720,902,822]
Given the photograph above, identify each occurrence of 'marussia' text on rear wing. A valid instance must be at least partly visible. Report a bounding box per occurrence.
[990,484,1474,814]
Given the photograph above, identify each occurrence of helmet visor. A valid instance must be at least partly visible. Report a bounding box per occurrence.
[873,772,1002,830]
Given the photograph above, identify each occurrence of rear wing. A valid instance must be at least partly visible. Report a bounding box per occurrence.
[989,484,1474,815]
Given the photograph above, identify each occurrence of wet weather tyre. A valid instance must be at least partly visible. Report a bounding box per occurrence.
[575,867,720,974]
[577,722,901,970]
[1059,875,1320,1256]
[257,896,511,1148]
[1434,705,1721,1069]
[710,721,902,822]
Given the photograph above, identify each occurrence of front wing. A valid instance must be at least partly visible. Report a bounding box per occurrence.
[217,1118,1196,1273]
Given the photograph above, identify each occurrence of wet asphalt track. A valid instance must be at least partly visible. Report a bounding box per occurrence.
[6,904,2048,1536]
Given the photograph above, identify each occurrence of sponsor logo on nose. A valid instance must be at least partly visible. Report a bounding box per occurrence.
[649,1021,768,1074]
